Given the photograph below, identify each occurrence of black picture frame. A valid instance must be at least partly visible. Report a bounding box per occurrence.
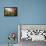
[4,7,17,16]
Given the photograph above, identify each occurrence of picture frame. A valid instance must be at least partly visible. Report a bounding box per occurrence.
[18,24,46,41]
[4,7,17,16]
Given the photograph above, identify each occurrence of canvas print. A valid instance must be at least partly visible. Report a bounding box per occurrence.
[4,7,17,16]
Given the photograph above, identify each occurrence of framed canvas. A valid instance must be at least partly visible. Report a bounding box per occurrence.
[4,7,17,16]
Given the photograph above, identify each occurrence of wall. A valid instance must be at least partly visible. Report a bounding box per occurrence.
[0,0,46,44]
[20,0,46,24]
[0,0,20,44]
